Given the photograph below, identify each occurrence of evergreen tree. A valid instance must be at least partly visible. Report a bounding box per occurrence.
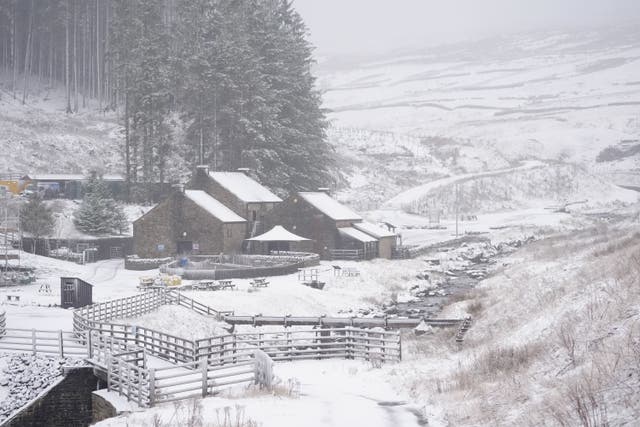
[20,194,55,253]
[73,175,128,235]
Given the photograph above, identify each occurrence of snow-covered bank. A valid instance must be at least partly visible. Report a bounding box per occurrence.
[392,216,640,426]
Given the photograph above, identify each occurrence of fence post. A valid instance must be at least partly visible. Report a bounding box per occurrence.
[201,359,208,397]
[87,329,93,359]
[107,356,112,392]
[137,368,143,406]
[148,369,156,407]
[59,330,64,358]
[31,329,36,355]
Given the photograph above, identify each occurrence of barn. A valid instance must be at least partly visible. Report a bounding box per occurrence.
[269,191,397,260]
[133,186,246,258]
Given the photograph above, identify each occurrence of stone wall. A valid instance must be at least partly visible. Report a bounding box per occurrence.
[133,193,177,258]
[91,391,118,424]
[2,367,102,427]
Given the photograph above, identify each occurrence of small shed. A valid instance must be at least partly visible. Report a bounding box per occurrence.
[246,225,312,254]
[353,221,399,259]
[60,277,93,308]
[338,227,378,260]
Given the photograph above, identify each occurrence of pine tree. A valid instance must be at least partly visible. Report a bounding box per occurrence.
[20,194,55,253]
[73,175,128,235]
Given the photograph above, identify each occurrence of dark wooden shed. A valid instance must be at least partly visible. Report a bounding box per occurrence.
[60,277,93,308]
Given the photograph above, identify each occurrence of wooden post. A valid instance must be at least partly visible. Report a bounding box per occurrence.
[148,369,156,407]
[137,368,142,405]
[59,330,64,358]
[31,329,36,355]
[201,359,208,397]
[107,357,112,392]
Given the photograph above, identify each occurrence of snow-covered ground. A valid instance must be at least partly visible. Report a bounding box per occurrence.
[95,359,425,427]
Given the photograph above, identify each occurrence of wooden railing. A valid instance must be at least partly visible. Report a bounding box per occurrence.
[195,328,402,364]
[329,249,364,260]
[0,311,5,336]
[149,355,259,405]
[0,327,88,358]
[224,314,463,329]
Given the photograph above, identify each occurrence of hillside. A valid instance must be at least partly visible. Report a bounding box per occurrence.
[0,78,122,175]
[396,212,640,426]
[321,25,640,210]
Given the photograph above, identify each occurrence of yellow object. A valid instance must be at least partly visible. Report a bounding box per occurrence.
[160,275,182,287]
[0,180,25,195]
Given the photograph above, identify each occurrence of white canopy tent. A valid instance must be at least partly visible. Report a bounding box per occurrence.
[246,226,312,254]
[247,225,310,242]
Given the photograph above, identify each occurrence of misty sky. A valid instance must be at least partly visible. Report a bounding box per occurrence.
[293,0,640,56]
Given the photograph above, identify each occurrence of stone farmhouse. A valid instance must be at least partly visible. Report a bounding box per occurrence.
[133,187,246,258]
[189,166,283,238]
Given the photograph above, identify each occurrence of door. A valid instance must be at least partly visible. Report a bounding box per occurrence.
[61,279,76,308]
[109,246,123,258]
[177,241,193,254]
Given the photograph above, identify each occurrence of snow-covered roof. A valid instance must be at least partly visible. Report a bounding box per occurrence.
[338,227,378,243]
[209,172,282,203]
[298,192,362,221]
[353,221,396,238]
[247,225,310,242]
[28,173,125,182]
[184,190,246,223]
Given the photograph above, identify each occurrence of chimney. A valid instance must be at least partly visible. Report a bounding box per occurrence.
[317,187,331,195]
[172,183,185,193]
[196,165,209,177]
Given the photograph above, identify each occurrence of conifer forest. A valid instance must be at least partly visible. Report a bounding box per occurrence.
[0,0,335,197]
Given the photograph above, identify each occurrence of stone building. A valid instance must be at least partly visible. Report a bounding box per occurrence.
[133,187,246,258]
[268,191,397,260]
[190,166,282,237]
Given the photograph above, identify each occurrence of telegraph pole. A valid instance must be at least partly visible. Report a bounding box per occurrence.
[455,183,459,238]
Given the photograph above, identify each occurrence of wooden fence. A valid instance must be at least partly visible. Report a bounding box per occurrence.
[195,328,402,364]
[329,249,364,261]
[0,327,88,358]
[224,314,463,329]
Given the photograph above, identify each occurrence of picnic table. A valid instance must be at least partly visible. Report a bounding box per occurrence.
[250,278,269,288]
[218,280,236,290]
[195,280,217,291]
